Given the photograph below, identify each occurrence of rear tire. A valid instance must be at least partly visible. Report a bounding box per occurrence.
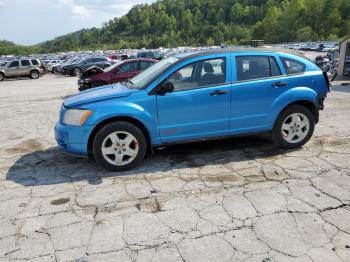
[93,122,147,171]
[30,70,40,79]
[0,72,5,81]
[273,105,315,149]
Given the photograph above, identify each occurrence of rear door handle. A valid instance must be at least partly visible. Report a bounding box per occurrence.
[210,90,228,96]
[272,82,288,88]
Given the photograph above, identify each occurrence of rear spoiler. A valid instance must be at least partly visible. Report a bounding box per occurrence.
[323,71,330,92]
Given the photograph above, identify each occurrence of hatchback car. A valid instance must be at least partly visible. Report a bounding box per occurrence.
[55,49,330,171]
[0,59,44,81]
[78,58,158,91]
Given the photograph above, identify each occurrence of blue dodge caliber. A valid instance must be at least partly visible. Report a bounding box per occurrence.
[55,49,330,171]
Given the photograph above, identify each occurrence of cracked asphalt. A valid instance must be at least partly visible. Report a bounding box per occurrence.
[0,74,350,262]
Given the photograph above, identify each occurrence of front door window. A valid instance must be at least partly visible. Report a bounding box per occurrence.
[168,58,226,92]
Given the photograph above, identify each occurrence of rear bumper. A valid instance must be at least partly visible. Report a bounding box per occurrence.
[316,92,328,110]
[55,122,95,156]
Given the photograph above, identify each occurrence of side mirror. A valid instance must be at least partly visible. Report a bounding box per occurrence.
[159,80,174,94]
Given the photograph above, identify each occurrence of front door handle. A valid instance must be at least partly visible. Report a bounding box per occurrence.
[210,90,228,96]
[272,81,288,88]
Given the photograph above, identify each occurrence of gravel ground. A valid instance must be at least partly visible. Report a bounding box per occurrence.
[0,73,350,262]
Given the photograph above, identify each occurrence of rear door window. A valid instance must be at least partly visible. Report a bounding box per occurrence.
[21,60,30,66]
[281,57,306,75]
[236,56,281,81]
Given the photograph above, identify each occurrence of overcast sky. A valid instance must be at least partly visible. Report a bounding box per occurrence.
[0,0,156,46]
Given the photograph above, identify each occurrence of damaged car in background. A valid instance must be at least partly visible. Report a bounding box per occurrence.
[78,58,158,91]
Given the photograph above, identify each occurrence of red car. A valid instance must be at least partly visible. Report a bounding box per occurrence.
[78,58,158,91]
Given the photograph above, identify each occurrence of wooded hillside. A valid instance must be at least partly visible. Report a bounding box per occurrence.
[2,0,350,55]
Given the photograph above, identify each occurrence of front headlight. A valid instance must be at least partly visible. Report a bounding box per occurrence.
[63,109,93,126]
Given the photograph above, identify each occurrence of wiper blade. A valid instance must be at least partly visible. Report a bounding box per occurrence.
[127,79,134,86]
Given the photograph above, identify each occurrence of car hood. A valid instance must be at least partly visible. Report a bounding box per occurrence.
[81,65,104,78]
[64,83,135,108]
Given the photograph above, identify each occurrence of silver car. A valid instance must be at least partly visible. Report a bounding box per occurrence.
[0,59,44,81]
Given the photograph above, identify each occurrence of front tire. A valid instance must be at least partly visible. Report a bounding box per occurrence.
[0,72,5,81]
[273,105,315,149]
[93,122,147,171]
[30,70,40,79]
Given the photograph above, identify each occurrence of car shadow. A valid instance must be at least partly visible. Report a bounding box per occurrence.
[6,135,289,186]
[0,77,36,82]
[52,74,76,79]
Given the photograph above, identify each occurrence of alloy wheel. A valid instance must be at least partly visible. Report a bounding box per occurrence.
[101,131,139,166]
[281,113,310,144]
[31,71,39,79]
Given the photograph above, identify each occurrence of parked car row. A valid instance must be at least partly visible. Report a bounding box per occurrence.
[0,42,339,82]
[279,42,338,52]
[57,56,113,76]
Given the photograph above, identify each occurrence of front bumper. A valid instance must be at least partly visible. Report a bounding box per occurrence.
[60,67,72,75]
[55,121,95,157]
[78,79,92,90]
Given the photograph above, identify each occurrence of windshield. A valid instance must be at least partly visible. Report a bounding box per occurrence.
[104,61,123,73]
[0,62,7,67]
[129,57,179,89]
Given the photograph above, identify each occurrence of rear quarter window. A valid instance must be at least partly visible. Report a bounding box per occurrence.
[281,57,306,75]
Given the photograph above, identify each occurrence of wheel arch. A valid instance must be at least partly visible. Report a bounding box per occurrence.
[279,100,319,124]
[270,87,319,128]
[30,69,40,74]
[87,116,152,156]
